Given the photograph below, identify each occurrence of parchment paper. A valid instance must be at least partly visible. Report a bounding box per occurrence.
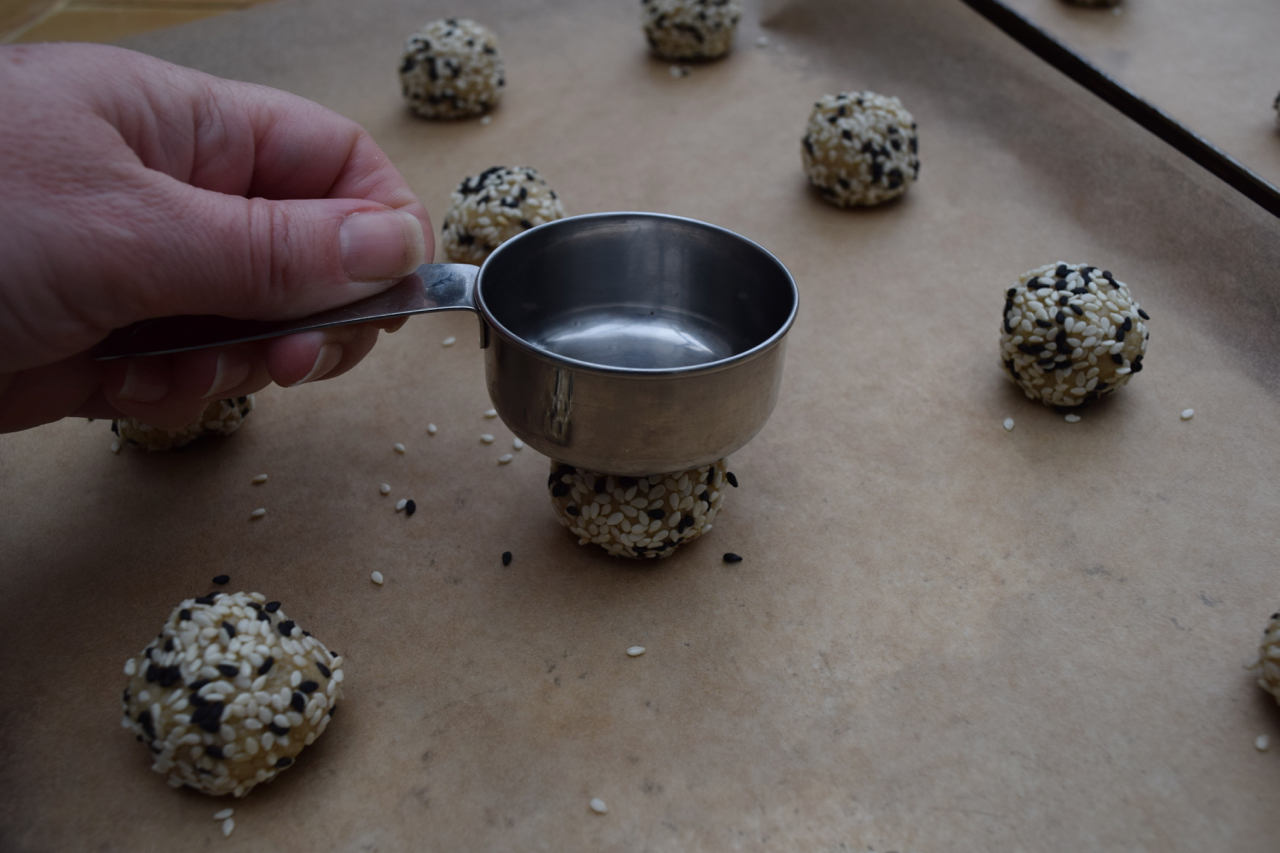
[3,1,1280,850]
[1002,0,1280,192]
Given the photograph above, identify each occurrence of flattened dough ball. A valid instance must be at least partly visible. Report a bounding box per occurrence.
[1252,612,1280,704]
[1000,263,1150,407]
[641,0,743,60]
[548,459,730,559]
[802,92,920,207]
[120,591,344,798]
[440,166,565,265]
[400,18,504,119]
[113,396,254,452]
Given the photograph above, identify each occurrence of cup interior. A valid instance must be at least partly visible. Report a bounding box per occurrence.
[476,213,797,372]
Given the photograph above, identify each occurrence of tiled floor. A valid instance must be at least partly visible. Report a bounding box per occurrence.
[3,0,269,44]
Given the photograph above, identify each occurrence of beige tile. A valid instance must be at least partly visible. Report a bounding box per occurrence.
[13,7,227,42]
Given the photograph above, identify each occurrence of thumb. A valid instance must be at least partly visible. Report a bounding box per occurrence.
[126,187,430,323]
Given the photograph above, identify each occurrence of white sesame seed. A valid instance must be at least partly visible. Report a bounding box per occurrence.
[442,336,457,347]
[1256,734,1270,751]
[512,438,523,450]
[480,434,495,444]
[251,474,268,485]
[213,808,234,820]
[626,646,646,657]
[426,423,438,435]
[395,499,408,512]
[755,35,770,47]
[498,454,514,464]
[589,797,609,814]
[484,408,498,419]
[393,443,406,454]
[1180,408,1195,420]
[380,483,391,495]
[250,508,266,519]
[110,441,121,454]
[371,571,384,585]
[1063,414,1081,423]
[669,65,690,78]
[480,115,492,126]
[1002,418,1015,431]
[222,817,235,837]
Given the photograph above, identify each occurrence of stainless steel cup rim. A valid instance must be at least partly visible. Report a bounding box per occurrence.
[473,211,799,377]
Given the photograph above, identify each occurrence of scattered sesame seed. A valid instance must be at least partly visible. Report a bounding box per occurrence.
[110,441,121,454]
[1256,734,1270,751]
[589,797,609,814]
[484,408,498,418]
[1180,408,1195,420]
[442,336,457,347]
[212,575,230,585]
[1002,418,1015,431]
[1063,414,1081,423]
[498,453,514,464]
[213,808,234,821]
[250,508,266,519]
[502,551,512,566]
[427,423,438,435]
[512,438,524,450]
[480,115,492,126]
[669,65,690,78]
[755,35,770,47]
[251,474,268,485]
[221,817,235,837]
[393,443,406,454]
[395,499,408,512]
[480,434,495,444]
[723,553,743,563]
[380,483,392,495]
[405,499,416,517]
[626,646,646,657]
[371,571,385,585]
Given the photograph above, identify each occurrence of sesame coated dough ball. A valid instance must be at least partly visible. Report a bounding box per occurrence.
[801,92,920,207]
[548,459,730,559]
[1251,612,1280,704]
[120,591,344,798]
[400,18,504,119]
[641,0,743,60]
[1000,263,1150,407]
[440,166,565,265]
[113,396,254,452]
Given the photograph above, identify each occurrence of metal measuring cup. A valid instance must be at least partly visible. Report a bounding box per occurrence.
[97,212,799,476]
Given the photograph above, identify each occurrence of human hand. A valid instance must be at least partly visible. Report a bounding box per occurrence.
[0,43,432,433]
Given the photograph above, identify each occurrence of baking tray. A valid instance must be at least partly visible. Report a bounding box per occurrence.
[3,0,1279,850]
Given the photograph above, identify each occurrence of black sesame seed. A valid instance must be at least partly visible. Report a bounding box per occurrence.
[551,483,570,497]
[216,664,239,678]
[723,553,743,563]
[299,681,319,694]
[566,505,580,516]
[1070,304,1084,316]
[194,594,216,606]
[268,722,290,736]
[265,601,281,613]
[212,575,230,585]
[291,692,306,712]
[1055,264,1069,278]
[178,609,192,622]
[205,744,225,760]
[256,610,271,622]
[316,662,331,678]
[222,621,236,638]
[191,702,225,733]
[646,508,666,520]
[502,551,513,566]
[1055,311,1066,325]
[275,756,293,768]
[1138,308,1150,320]
[137,709,156,740]
[1112,353,1125,364]
[163,638,174,652]
[278,620,296,637]
[188,692,207,707]
[405,499,416,517]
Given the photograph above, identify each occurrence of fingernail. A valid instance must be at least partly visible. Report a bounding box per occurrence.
[117,361,169,403]
[204,352,251,398]
[339,211,426,282]
[290,342,343,386]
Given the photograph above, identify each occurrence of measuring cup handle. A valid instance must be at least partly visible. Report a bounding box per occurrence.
[94,263,480,360]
